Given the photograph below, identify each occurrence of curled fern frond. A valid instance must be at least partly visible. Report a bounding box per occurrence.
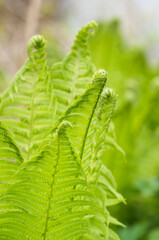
[71,20,98,54]
[0,35,55,160]
[82,86,125,233]
[27,35,46,57]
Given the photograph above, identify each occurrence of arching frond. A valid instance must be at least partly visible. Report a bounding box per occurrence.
[0,35,55,160]
[50,72,124,237]
[51,21,97,121]
[53,70,107,159]
[83,88,117,172]
[82,88,125,231]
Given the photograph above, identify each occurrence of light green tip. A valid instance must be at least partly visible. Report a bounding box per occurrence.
[27,35,46,58]
[85,20,98,36]
[93,69,107,80]
[103,88,117,99]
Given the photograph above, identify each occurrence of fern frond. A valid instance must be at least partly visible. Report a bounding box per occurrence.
[51,71,124,236]
[51,21,97,121]
[0,35,55,160]
[81,87,125,232]
[0,122,23,195]
[0,121,106,240]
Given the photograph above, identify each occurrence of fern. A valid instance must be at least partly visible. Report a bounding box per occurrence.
[0,21,124,240]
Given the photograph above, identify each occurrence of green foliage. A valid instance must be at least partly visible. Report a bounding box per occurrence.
[89,20,159,239]
[0,22,124,239]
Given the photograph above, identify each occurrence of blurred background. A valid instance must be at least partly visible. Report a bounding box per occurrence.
[0,1,159,239]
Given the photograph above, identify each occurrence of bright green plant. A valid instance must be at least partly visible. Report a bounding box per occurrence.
[0,21,124,240]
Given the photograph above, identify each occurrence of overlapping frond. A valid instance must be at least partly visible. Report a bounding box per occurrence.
[51,21,97,121]
[50,72,124,238]
[0,122,105,240]
[0,35,55,160]
[53,70,107,158]
[83,88,117,171]
[0,122,23,195]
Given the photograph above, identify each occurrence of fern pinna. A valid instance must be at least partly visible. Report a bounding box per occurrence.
[0,21,124,240]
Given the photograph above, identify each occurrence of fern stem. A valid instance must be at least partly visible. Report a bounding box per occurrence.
[42,140,59,240]
[26,77,37,161]
[80,82,105,161]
